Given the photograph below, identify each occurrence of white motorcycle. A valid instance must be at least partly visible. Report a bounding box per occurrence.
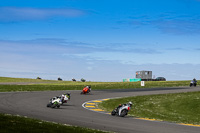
[47,97,62,108]
[111,102,132,117]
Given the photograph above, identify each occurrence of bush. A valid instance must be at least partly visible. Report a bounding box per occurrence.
[58,77,62,81]
[72,78,76,82]
[81,78,86,82]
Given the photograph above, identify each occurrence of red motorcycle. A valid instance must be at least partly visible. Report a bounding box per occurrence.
[81,86,91,94]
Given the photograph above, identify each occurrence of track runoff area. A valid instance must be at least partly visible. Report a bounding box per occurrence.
[82,97,200,128]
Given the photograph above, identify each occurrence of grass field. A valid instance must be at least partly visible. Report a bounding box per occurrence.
[0,114,109,133]
[0,77,197,92]
[0,77,55,83]
[98,91,200,125]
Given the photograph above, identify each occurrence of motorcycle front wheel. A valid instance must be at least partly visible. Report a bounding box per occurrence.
[47,103,51,107]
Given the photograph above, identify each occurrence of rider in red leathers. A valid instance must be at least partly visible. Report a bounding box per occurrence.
[81,86,91,94]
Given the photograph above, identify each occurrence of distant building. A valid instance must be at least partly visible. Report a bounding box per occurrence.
[136,71,152,81]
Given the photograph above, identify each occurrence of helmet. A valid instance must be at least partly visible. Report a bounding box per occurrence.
[128,102,132,106]
[86,85,91,88]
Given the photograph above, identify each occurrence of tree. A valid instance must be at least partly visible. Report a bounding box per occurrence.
[36,77,41,79]
[58,77,62,81]
[72,78,76,82]
[81,78,86,82]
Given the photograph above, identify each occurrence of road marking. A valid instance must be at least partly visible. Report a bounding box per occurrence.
[179,123,200,127]
[82,98,110,114]
[91,109,104,111]
[85,103,95,105]
[85,106,95,108]
[136,118,159,121]
[92,100,102,102]
[102,99,109,101]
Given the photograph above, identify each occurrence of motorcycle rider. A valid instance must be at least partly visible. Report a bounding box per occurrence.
[128,101,133,107]
[47,96,62,108]
[60,93,70,104]
[193,78,197,83]
[116,102,132,112]
[83,85,91,93]
[190,78,197,86]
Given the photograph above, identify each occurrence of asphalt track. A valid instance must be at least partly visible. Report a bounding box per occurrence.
[1,86,200,133]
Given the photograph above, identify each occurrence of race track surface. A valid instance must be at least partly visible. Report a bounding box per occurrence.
[1,86,200,133]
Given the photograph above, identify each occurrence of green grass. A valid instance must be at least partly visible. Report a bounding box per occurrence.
[0,77,56,83]
[0,113,109,133]
[0,85,81,92]
[0,77,198,92]
[98,91,200,125]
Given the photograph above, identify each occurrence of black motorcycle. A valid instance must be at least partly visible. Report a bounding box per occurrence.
[190,81,197,87]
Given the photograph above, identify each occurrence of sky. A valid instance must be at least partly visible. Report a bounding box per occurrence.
[0,0,200,81]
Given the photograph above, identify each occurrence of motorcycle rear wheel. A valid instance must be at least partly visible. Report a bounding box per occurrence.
[120,110,128,117]
[111,110,116,116]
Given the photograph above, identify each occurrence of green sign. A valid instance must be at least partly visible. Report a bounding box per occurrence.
[123,78,141,82]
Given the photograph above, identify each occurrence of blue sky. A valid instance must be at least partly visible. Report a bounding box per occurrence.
[0,0,200,81]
